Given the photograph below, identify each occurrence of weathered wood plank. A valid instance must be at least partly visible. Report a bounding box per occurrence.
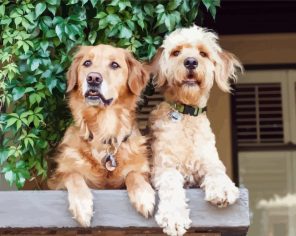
[0,189,249,236]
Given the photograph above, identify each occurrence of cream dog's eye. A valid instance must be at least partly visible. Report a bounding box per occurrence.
[110,61,120,69]
[83,60,92,67]
[172,50,180,57]
[200,51,207,57]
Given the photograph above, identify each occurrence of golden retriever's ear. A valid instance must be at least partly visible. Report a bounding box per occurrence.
[144,48,166,88]
[66,55,82,93]
[66,46,91,93]
[214,50,243,93]
[125,51,149,96]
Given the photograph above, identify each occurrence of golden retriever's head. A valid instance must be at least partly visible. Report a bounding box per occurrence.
[67,44,148,107]
[148,25,243,106]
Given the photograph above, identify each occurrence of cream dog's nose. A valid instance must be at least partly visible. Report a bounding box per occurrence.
[184,57,198,70]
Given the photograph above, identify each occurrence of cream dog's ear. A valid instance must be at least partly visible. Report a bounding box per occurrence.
[214,50,243,93]
[144,48,166,88]
[125,51,149,96]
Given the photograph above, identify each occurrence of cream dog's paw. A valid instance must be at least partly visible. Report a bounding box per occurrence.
[155,205,191,236]
[68,192,93,227]
[202,175,239,207]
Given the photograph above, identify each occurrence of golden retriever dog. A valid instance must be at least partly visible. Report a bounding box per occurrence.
[147,26,243,236]
[48,45,155,227]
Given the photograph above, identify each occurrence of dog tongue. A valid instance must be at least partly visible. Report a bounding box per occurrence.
[89,90,99,96]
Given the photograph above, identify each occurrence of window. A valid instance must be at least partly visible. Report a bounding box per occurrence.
[234,83,284,146]
[234,70,296,236]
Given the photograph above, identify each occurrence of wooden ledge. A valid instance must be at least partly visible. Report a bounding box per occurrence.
[0,188,249,236]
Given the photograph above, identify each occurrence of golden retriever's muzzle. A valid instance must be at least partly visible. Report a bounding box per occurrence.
[85,72,113,106]
[182,57,201,86]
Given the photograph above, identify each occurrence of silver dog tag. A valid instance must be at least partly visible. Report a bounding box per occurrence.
[169,110,182,121]
[103,154,117,171]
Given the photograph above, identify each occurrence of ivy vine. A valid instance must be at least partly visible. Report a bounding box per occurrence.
[0,0,219,188]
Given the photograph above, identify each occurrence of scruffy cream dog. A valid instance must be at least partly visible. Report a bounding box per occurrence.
[147,25,243,236]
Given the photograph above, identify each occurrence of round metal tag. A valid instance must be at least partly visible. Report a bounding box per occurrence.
[169,110,182,121]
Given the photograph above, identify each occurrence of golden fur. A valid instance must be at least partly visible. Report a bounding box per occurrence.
[147,26,243,236]
[48,45,155,226]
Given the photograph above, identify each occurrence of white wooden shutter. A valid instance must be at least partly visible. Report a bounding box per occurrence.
[234,83,284,146]
[235,70,291,147]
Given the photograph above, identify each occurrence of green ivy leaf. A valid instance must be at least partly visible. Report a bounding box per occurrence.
[4,170,16,186]
[209,5,217,19]
[144,4,154,16]
[35,3,47,18]
[46,77,57,93]
[47,5,57,15]
[155,4,165,14]
[202,0,211,10]
[55,24,63,41]
[0,5,5,17]
[119,26,132,39]
[165,14,174,31]
[106,14,121,25]
[12,87,26,101]
[46,0,60,5]
[0,148,9,164]
[16,119,22,130]
[98,17,108,29]
[95,12,107,19]
[14,16,22,26]
[88,31,97,44]
[167,0,182,11]
[30,59,40,71]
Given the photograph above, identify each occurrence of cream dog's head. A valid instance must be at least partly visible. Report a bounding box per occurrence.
[148,25,243,106]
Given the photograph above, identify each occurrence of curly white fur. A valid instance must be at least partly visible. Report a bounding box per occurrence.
[154,168,191,236]
[149,25,242,236]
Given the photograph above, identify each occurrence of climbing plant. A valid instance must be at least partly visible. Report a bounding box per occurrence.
[0,0,220,188]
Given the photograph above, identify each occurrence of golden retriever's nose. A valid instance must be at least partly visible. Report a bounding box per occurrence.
[87,72,102,86]
[184,57,198,70]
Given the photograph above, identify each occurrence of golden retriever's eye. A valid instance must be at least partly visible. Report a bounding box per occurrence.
[200,51,207,57]
[110,62,120,69]
[172,50,180,57]
[83,60,92,67]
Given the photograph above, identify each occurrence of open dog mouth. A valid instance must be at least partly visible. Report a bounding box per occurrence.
[183,72,201,86]
[85,89,113,106]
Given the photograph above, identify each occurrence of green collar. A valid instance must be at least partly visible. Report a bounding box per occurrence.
[170,102,207,116]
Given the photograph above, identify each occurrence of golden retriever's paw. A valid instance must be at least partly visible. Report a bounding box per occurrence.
[130,184,155,218]
[155,207,191,236]
[68,193,93,227]
[202,175,239,208]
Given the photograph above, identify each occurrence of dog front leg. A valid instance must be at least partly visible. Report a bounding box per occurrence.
[199,150,239,207]
[125,171,155,218]
[64,173,93,227]
[153,168,191,236]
